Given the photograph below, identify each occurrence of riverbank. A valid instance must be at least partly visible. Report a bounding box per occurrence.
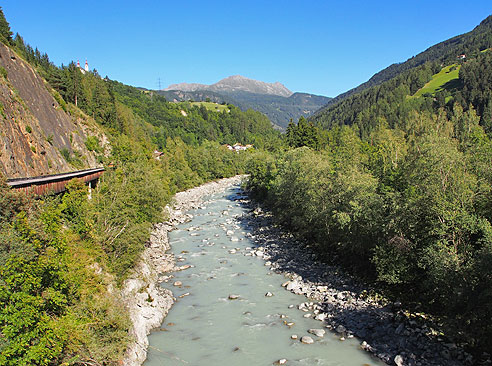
[122,175,245,366]
[238,200,476,366]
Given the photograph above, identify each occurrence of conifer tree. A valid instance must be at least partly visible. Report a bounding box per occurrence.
[0,7,13,44]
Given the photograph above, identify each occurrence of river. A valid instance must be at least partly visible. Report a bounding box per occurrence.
[144,185,382,366]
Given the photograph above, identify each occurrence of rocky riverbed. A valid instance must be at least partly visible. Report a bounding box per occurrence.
[237,199,477,366]
[124,176,481,366]
[122,176,244,366]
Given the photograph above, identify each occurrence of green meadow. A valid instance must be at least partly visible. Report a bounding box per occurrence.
[190,101,229,112]
[413,64,461,97]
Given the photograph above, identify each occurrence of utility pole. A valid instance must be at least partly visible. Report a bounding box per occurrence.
[157,77,162,90]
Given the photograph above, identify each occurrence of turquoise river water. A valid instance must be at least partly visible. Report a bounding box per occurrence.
[144,186,383,366]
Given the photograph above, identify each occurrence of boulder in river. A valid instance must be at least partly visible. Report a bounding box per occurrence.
[274,359,287,365]
[308,329,326,338]
[300,336,314,344]
[228,294,240,300]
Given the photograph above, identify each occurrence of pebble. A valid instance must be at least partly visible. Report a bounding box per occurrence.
[291,334,298,340]
[228,294,240,300]
[173,281,182,287]
[274,359,287,365]
[265,292,274,297]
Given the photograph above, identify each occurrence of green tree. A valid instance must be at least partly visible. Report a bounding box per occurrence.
[0,7,13,44]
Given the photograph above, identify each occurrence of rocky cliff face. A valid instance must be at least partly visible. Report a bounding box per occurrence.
[0,41,104,179]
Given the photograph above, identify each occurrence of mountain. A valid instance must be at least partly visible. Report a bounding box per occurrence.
[165,74,293,97]
[310,14,492,137]
[315,14,492,115]
[162,75,330,129]
[0,41,104,178]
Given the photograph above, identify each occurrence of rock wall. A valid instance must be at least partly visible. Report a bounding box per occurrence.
[0,41,104,178]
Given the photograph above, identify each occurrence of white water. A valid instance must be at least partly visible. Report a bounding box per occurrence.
[144,187,382,366]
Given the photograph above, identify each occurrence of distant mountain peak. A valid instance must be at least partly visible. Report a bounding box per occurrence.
[165,75,293,97]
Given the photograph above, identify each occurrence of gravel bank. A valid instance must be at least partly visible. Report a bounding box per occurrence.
[122,175,245,366]
[236,198,477,366]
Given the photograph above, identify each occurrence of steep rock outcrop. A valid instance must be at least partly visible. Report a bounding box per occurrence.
[0,41,104,178]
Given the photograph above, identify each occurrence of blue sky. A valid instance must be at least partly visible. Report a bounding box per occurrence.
[2,1,492,96]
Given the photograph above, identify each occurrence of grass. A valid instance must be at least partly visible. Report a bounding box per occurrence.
[190,101,229,112]
[412,64,461,98]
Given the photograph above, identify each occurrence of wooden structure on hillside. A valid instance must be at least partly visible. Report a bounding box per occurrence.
[7,168,105,195]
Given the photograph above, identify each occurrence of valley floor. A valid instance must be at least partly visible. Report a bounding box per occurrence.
[124,175,477,366]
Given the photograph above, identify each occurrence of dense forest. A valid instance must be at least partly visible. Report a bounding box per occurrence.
[249,107,492,355]
[0,8,281,365]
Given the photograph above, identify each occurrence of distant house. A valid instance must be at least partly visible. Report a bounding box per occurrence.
[224,143,254,152]
[457,54,466,59]
[153,150,164,160]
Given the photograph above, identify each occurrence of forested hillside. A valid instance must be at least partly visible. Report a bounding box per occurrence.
[317,15,492,113]
[0,8,282,366]
[312,47,492,140]
[248,14,492,359]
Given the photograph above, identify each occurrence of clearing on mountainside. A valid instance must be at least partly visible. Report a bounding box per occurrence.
[412,64,461,98]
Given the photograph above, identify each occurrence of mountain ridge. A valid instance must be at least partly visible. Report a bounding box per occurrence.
[314,14,492,117]
[161,75,329,129]
[165,74,293,97]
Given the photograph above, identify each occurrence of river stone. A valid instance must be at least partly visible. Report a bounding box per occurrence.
[394,354,404,366]
[173,281,182,286]
[265,292,273,297]
[395,323,405,335]
[291,334,298,340]
[308,328,326,337]
[226,230,234,236]
[231,236,239,242]
[300,336,314,344]
[286,281,298,291]
[314,313,327,321]
[274,359,287,365]
[336,325,346,333]
[228,294,240,300]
